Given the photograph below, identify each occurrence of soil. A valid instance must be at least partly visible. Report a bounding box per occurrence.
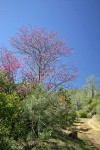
[75,117,100,150]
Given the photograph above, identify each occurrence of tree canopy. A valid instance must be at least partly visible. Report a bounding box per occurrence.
[10,26,77,90]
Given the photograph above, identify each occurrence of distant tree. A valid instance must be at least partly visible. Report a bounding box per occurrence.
[10,26,77,90]
[85,74,98,97]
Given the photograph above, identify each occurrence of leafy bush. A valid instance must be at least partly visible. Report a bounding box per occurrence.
[0,70,16,94]
[21,84,76,140]
[88,95,100,110]
[96,104,100,121]
[0,91,25,140]
[96,104,100,115]
[76,110,87,118]
[0,137,21,150]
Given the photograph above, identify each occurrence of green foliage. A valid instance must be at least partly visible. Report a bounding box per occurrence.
[0,137,21,150]
[87,95,100,115]
[0,90,24,149]
[76,110,87,118]
[0,92,20,121]
[96,104,100,121]
[21,84,76,140]
[71,80,100,119]
[0,69,98,149]
[0,70,16,94]
[71,90,86,113]
[0,91,24,141]
[96,104,100,115]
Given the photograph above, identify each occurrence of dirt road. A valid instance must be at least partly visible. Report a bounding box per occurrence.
[76,117,100,150]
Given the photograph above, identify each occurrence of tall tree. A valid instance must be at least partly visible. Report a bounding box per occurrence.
[10,26,77,90]
[85,74,97,97]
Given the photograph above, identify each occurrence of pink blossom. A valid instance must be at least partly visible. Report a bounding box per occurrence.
[10,26,77,90]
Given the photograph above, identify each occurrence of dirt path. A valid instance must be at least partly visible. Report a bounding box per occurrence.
[76,117,100,150]
[87,118,100,130]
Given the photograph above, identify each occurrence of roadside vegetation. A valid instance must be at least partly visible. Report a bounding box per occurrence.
[0,26,99,149]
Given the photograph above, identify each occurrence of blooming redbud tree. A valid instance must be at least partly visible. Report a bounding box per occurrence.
[10,26,77,90]
[0,47,21,82]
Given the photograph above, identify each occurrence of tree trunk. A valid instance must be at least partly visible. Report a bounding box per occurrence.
[39,66,41,82]
[92,88,94,97]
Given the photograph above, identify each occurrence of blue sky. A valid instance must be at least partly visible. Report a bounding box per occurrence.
[0,0,100,88]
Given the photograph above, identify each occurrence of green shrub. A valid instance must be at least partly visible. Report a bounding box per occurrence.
[76,110,87,118]
[96,105,100,121]
[21,84,76,140]
[0,137,21,150]
[96,104,100,115]
[67,112,77,122]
